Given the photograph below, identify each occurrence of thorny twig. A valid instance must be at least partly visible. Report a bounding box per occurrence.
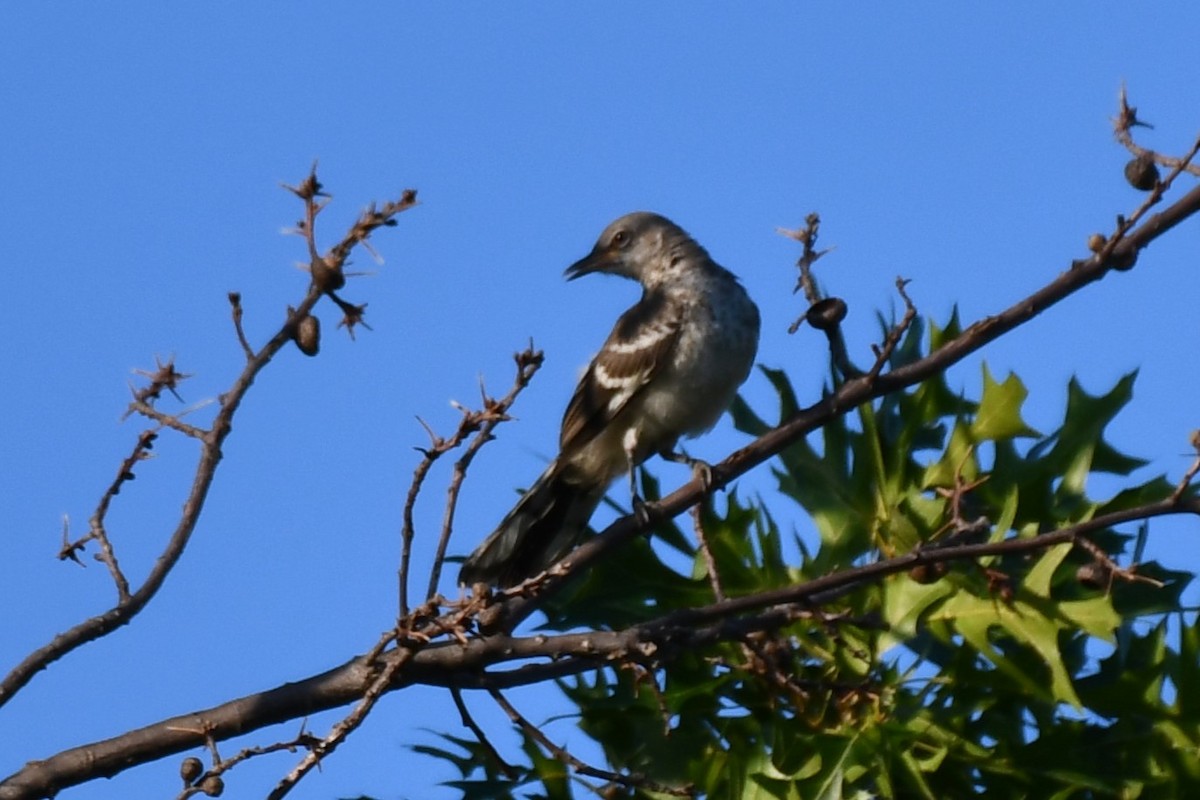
[426,346,544,601]
[122,356,191,419]
[399,417,453,621]
[398,344,544,619]
[0,168,416,712]
[1113,85,1200,178]
[57,427,160,599]
[779,212,832,307]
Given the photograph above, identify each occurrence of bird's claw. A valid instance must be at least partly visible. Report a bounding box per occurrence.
[632,494,653,526]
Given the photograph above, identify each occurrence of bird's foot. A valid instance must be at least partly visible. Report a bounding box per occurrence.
[662,449,716,490]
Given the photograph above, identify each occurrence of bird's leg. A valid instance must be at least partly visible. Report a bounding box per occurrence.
[623,428,652,524]
[660,447,715,490]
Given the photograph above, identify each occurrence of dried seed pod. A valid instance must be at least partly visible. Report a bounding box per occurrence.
[199,775,225,797]
[1075,561,1110,590]
[294,313,320,357]
[310,256,345,292]
[805,297,848,331]
[908,561,947,585]
[179,757,203,784]
[1124,153,1159,192]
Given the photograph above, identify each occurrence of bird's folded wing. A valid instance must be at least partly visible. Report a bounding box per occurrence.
[559,292,683,456]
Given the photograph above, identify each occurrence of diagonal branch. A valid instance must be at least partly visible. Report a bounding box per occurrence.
[489,168,1200,632]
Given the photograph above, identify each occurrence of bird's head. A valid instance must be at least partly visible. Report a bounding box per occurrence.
[564,212,693,287]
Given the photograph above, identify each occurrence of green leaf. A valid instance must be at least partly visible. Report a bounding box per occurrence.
[920,419,978,490]
[969,364,1039,441]
[880,573,957,653]
[933,558,1089,710]
[1044,374,1147,493]
[927,308,962,350]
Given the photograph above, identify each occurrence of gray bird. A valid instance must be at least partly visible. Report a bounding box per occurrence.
[459,212,760,588]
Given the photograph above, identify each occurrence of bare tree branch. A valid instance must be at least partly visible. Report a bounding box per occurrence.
[4,491,1198,799]
[0,171,417,710]
[6,104,1200,798]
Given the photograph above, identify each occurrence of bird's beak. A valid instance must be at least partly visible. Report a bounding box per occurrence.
[564,248,612,281]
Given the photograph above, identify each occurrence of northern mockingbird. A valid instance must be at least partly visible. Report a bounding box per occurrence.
[460,212,760,587]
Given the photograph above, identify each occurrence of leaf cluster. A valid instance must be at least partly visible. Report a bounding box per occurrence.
[436,313,1199,798]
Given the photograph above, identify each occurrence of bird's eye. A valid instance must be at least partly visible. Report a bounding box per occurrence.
[611,230,629,247]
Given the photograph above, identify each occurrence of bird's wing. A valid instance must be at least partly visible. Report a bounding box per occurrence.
[560,292,683,455]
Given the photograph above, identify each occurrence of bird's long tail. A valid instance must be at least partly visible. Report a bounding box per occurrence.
[459,466,604,588]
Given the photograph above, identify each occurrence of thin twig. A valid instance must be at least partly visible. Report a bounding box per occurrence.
[425,346,543,599]
[690,503,726,602]
[1171,430,1200,504]
[778,212,832,307]
[399,419,449,620]
[449,688,518,779]
[176,727,319,800]
[1072,536,1165,591]
[227,292,255,361]
[126,401,209,439]
[488,688,693,797]
[267,647,417,799]
[866,277,918,381]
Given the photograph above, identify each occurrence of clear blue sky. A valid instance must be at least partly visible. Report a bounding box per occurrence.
[3,5,1198,798]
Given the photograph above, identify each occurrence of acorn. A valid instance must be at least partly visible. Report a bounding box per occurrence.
[909,561,947,585]
[199,775,225,797]
[179,757,203,785]
[293,313,320,357]
[1124,153,1159,192]
[805,297,848,331]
